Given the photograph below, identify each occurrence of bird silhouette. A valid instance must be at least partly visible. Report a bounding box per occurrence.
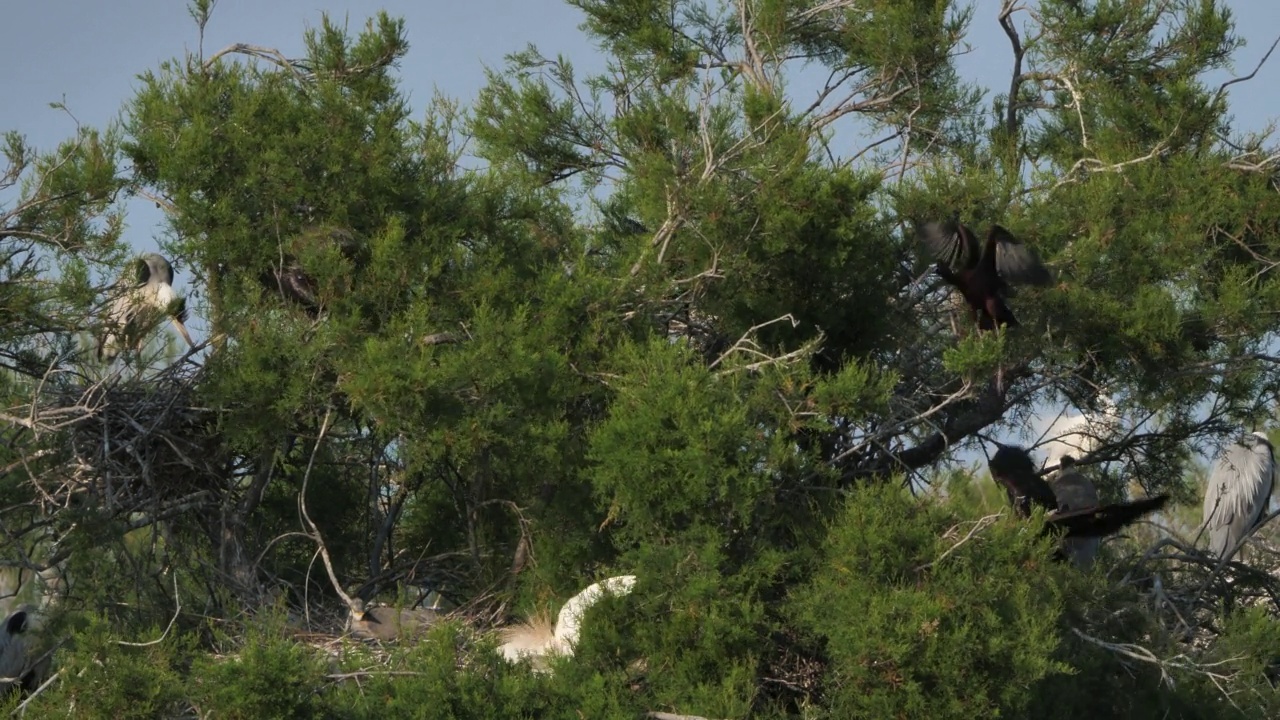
[988,444,1169,543]
[916,220,1053,331]
[260,226,365,317]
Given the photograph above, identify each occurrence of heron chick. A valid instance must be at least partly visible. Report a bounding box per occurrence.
[1050,455,1102,569]
[346,598,440,642]
[97,253,196,361]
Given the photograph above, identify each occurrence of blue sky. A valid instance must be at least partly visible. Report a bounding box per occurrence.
[5,1,1277,232]
[3,1,1278,471]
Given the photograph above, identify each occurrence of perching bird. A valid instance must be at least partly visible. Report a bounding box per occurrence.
[97,253,196,361]
[0,604,49,696]
[346,598,440,642]
[1202,431,1277,561]
[916,219,1053,331]
[260,226,365,316]
[498,575,637,673]
[988,444,1169,543]
[1050,455,1102,568]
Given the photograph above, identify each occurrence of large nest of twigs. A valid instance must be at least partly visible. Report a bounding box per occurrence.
[43,361,226,514]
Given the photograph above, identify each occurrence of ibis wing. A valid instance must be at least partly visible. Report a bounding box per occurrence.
[990,225,1053,287]
[916,220,980,272]
[1046,495,1169,538]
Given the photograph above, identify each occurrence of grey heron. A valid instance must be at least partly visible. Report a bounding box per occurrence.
[346,598,440,642]
[1202,431,1276,561]
[97,253,196,361]
[0,604,49,696]
[498,575,636,672]
[1050,456,1102,569]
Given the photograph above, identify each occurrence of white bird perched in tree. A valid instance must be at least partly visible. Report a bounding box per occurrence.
[97,253,196,361]
[1040,395,1120,470]
[0,604,50,696]
[1049,455,1102,569]
[1202,431,1277,561]
[498,574,636,672]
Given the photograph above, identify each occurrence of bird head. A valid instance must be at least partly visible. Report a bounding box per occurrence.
[1244,430,1273,449]
[4,611,26,636]
[349,599,368,623]
[989,443,1037,479]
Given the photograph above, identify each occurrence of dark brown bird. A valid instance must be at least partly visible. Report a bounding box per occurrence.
[916,220,1053,330]
[261,226,365,316]
[988,444,1169,542]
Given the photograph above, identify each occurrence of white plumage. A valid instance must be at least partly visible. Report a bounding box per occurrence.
[1040,396,1120,469]
[97,253,195,361]
[498,574,636,671]
[1202,431,1276,560]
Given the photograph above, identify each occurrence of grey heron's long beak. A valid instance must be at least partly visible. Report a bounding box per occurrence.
[169,316,196,349]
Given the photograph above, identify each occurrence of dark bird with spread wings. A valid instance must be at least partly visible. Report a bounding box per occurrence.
[97,253,196,361]
[988,445,1169,546]
[916,220,1053,331]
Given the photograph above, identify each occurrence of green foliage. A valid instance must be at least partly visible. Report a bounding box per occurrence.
[4,0,1280,717]
[794,482,1069,718]
[28,615,192,720]
[189,626,326,720]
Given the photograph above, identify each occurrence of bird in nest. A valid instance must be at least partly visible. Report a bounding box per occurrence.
[1201,430,1277,562]
[97,253,196,361]
[498,575,637,674]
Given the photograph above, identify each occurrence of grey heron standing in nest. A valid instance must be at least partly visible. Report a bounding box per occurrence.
[97,253,196,361]
[0,604,50,696]
[1202,431,1276,561]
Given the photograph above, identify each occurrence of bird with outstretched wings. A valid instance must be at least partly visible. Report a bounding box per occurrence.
[916,220,1053,330]
[988,444,1169,547]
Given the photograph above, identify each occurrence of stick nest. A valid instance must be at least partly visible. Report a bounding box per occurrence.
[33,360,226,515]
